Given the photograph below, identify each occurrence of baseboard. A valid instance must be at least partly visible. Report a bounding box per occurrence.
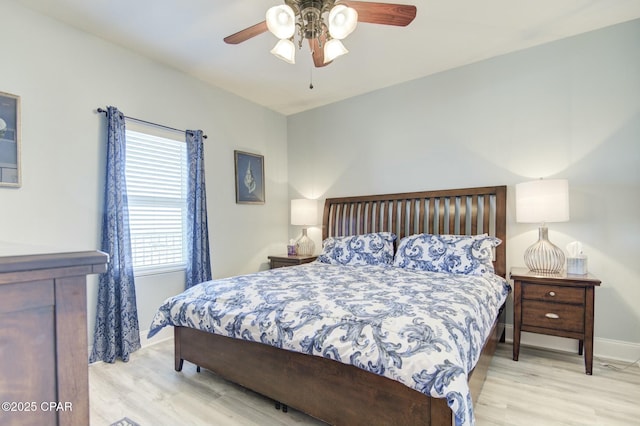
[88,327,173,363]
[140,327,173,347]
[504,325,640,364]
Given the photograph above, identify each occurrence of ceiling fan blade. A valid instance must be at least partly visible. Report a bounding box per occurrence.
[224,21,268,44]
[340,1,417,26]
[309,37,332,68]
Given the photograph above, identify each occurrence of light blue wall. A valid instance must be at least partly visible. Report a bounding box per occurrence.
[288,20,640,353]
[0,1,289,344]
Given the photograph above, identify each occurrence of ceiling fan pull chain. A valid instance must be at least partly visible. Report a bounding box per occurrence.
[309,66,314,90]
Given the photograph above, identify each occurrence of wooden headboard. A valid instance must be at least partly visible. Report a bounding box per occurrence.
[322,185,507,277]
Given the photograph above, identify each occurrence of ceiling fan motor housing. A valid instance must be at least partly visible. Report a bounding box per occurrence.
[286,0,336,39]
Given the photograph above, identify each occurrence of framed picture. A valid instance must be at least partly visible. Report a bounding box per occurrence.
[234,150,265,204]
[0,91,21,187]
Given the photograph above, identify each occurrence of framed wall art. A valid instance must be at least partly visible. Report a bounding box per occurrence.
[0,91,20,187]
[234,150,265,204]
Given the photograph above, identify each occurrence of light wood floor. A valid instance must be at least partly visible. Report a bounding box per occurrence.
[90,339,640,425]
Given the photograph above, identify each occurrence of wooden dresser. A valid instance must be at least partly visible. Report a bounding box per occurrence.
[0,251,108,426]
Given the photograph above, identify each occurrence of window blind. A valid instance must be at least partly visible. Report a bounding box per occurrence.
[125,130,187,272]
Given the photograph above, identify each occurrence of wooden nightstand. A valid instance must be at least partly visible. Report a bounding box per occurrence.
[511,267,601,374]
[268,255,317,269]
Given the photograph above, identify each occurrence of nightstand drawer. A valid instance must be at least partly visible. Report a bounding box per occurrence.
[522,300,584,333]
[522,283,584,304]
[271,259,297,269]
[268,255,317,269]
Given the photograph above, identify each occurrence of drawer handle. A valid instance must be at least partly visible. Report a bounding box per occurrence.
[545,313,560,319]
[548,291,556,297]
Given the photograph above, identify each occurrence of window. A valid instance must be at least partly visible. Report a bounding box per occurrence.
[125,129,188,274]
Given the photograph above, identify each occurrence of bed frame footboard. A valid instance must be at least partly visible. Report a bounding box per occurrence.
[174,325,452,426]
[173,304,505,426]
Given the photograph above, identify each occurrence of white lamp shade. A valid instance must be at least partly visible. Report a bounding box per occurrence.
[516,179,570,223]
[291,199,317,226]
[270,39,296,64]
[324,39,348,63]
[266,5,296,39]
[328,5,358,40]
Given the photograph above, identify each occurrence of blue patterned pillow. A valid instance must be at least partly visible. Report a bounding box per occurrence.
[393,233,501,276]
[317,232,397,266]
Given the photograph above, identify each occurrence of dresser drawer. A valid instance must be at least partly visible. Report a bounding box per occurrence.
[522,283,585,304]
[522,300,584,333]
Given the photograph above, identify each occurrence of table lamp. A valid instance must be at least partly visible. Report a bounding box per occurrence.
[291,198,317,256]
[515,179,569,274]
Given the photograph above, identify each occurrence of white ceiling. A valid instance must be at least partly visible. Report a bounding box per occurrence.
[15,0,640,115]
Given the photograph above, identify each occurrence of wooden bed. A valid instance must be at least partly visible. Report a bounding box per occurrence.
[174,185,507,426]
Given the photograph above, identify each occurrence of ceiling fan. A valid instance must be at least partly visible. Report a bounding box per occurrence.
[223,0,417,67]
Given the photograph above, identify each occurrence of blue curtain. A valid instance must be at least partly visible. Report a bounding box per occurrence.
[90,106,141,363]
[185,129,212,288]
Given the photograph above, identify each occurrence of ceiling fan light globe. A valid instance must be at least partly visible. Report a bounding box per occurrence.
[270,39,296,64]
[324,38,348,63]
[328,5,358,39]
[266,5,296,39]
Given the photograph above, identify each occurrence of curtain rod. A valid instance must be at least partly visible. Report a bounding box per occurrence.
[96,107,207,139]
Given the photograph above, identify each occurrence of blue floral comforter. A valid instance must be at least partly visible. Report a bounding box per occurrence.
[148,262,510,426]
